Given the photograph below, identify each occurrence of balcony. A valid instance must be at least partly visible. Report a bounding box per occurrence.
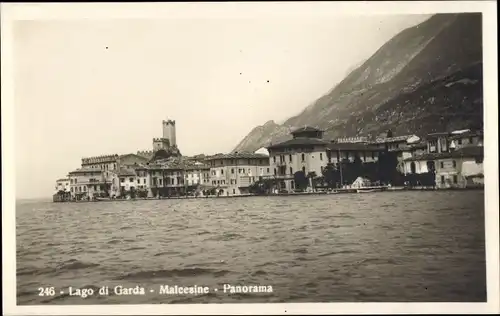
[275,161,287,167]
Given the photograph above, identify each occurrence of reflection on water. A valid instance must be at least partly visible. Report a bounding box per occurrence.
[16,191,486,304]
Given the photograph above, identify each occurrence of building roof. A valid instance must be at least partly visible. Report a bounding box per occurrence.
[68,168,104,175]
[204,152,269,160]
[56,178,69,182]
[116,168,137,177]
[290,126,323,134]
[371,135,415,144]
[327,142,382,151]
[404,145,484,161]
[426,132,451,138]
[267,137,329,150]
[254,147,270,156]
[449,130,483,140]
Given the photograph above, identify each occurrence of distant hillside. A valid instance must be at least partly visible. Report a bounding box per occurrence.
[232,13,483,153]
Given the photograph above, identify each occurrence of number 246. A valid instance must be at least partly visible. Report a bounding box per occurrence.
[38,287,55,296]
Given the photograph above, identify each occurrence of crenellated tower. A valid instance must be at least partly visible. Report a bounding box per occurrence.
[162,119,176,147]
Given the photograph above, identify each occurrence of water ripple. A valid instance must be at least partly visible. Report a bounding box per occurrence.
[16,191,486,304]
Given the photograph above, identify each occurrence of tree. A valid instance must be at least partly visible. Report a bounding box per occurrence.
[352,154,363,179]
[294,171,309,190]
[130,187,136,199]
[120,186,126,198]
[322,163,339,188]
[137,188,148,199]
[377,150,400,185]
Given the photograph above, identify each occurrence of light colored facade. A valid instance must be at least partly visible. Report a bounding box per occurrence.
[68,168,107,200]
[135,168,150,190]
[162,119,177,147]
[266,126,329,192]
[205,153,270,196]
[184,163,210,187]
[81,154,119,171]
[55,178,70,193]
[434,146,484,189]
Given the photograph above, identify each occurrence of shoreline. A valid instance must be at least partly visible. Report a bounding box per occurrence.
[53,186,484,203]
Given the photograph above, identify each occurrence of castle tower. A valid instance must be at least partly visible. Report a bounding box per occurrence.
[152,138,170,152]
[162,119,176,147]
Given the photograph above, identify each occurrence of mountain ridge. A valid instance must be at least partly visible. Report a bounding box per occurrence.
[232,13,483,153]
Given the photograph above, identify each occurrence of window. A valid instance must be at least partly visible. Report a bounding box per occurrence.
[320,153,323,161]
[120,178,125,183]
[267,168,270,173]
[221,169,224,175]
[274,168,277,175]
[441,176,445,183]
[129,177,133,182]
[452,160,457,168]
[289,154,292,162]
[469,137,473,144]
[233,189,235,194]
[302,166,306,173]
[273,156,276,163]
[159,179,163,185]
[137,179,140,183]
[143,179,146,184]
[290,167,293,175]
[440,162,444,168]
[321,166,324,173]
[301,153,305,161]
[458,139,462,145]
[453,175,458,184]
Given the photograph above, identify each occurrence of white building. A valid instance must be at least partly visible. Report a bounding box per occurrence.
[55,178,70,193]
[205,152,270,196]
[266,126,329,192]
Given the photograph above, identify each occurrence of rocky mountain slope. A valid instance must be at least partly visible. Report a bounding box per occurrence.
[232,13,483,153]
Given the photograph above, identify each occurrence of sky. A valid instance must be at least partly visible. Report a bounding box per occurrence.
[12,13,430,199]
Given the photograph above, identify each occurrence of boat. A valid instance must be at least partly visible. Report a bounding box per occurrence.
[356,188,383,193]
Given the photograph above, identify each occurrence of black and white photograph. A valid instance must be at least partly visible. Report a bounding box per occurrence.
[2,1,498,315]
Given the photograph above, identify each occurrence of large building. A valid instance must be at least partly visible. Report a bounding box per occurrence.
[266,126,330,191]
[403,129,484,188]
[205,152,270,196]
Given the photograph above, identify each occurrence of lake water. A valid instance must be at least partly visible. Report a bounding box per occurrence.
[16,190,486,304]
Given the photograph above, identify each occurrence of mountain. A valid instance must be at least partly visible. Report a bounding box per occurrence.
[232,13,483,153]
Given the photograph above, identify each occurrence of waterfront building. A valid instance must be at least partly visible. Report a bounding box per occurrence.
[117,168,138,194]
[205,152,270,196]
[184,162,211,187]
[404,145,484,188]
[326,141,384,164]
[146,160,186,197]
[55,178,70,193]
[68,168,108,200]
[135,167,150,191]
[266,126,328,192]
